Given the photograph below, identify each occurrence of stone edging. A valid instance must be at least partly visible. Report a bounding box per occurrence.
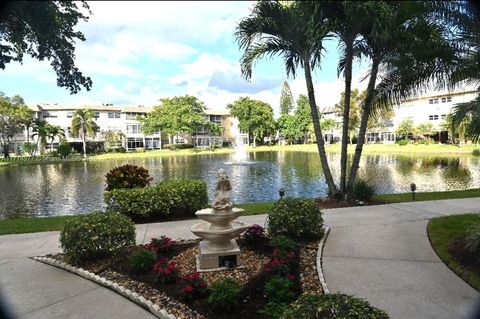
[31,256,176,319]
[316,227,331,294]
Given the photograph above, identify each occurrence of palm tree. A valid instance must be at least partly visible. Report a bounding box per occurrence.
[31,119,50,155]
[71,109,97,157]
[236,1,338,196]
[452,96,480,143]
[46,125,65,152]
[346,1,459,190]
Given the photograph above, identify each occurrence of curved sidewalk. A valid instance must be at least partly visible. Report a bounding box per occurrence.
[322,198,480,319]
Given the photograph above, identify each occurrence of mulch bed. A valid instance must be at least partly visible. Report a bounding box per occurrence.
[48,238,323,319]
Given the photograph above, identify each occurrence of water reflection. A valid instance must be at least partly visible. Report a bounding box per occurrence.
[0,151,479,218]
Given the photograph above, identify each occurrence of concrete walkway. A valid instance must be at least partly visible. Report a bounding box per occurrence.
[323,198,480,319]
[0,199,479,318]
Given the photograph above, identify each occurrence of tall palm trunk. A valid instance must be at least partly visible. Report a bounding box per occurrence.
[339,41,354,198]
[347,60,380,190]
[304,59,337,196]
[82,127,87,158]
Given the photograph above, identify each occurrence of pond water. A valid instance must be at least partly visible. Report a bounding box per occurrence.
[0,151,479,218]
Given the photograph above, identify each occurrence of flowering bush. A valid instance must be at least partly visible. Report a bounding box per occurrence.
[240,224,267,247]
[105,164,153,191]
[179,272,208,302]
[152,258,178,284]
[128,247,157,273]
[146,236,176,257]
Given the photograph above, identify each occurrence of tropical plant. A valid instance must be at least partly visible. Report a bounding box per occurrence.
[70,109,97,157]
[57,139,72,157]
[240,224,267,247]
[334,88,362,144]
[294,94,313,143]
[350,179,375,202]
[206,121,224,149]
[31,119,50,155]
[277,114,302,145]
[178,272,208,302]
[46,124,65,152]
[105,164,153,191]
[416,122,437,140]
[236,1,337,195]
[101,130,125,152]
[22,142,36,156]
[152,258,179,284]
[451,95,480,143]
[396,118,415,138]
[0,1,92,93]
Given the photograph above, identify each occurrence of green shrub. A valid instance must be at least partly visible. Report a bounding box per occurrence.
[104,180,208,221]
[473,149,480,156]
[270,235,298,253]
[105,164,153,191]
[57,140,72,157]
[282,293,389,319]
[268,198,324,241]
[128,247,157,273]
[264,275,295,303]
[173,143,194,150]
[260,302,289,319]
[350,179,375,202]
[397,139,409,146]
[208,278,241,312]
[60,211,135,263]
[22,142,36,155]
[135,147,145,153]
[465,224,480,261]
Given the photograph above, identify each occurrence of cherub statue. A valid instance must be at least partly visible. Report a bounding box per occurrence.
[213,169,232,211]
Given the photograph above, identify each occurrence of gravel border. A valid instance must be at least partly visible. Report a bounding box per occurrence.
[32,230,331,318]
[31,256,176,319]
[317,227,331,294]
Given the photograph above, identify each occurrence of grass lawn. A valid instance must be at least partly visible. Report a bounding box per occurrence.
[428,214,480,291]
[373,188,480,203]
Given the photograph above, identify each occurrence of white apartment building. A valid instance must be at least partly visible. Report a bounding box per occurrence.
[6,104,239,154]
[321,87,479,144]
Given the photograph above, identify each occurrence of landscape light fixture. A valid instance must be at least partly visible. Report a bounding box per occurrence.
[410,183,416,201]
[279,188,285,200]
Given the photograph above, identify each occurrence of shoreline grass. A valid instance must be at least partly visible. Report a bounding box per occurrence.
[2,190,479,236]
[1,143,478,166]
[428,214,480,291]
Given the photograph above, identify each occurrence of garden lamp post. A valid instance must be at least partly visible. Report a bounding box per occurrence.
[279,188,285,200]
[410,183,416,201]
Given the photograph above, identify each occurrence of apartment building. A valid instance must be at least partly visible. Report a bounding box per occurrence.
[321,87,479,144]
[5,104,239,154]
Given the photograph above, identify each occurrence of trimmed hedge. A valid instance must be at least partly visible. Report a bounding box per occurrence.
[60,211,135,263]
[104,180,208,221]
[282,293,389,319]
[268,197,324,242]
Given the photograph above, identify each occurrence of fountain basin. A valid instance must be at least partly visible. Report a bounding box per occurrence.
[190,220,249,251]
[195,207,245,230]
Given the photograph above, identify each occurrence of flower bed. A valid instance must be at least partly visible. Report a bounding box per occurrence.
[45,231,323,319]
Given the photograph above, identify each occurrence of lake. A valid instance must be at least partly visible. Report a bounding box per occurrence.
[0,151,479,218]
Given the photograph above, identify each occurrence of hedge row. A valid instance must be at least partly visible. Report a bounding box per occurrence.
[104,180,208,221]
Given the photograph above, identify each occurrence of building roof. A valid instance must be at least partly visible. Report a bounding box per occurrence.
[28,104,154,113]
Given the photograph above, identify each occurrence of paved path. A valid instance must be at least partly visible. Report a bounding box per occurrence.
[0,200,479,318]
[323,198,480,319]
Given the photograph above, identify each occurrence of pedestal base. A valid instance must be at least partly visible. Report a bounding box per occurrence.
[197,240,242,270]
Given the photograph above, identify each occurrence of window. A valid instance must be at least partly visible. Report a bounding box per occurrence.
[108,112,121,119]
[441,114,447,120]
[209,115,222,124]
[429,115,434,120]
[67,111,73,118]
[441,97,446,103]
[126,112,139,120]
[428,99,433,104]
[42,111,57,118]
[433,115,439,120]
[127,137,144,149]
[447,96,452,102]
[126,124,141,134]
[93,111,100,119]
[433,98,439,104]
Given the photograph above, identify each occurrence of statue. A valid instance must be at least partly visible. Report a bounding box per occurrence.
[213,169,232,211]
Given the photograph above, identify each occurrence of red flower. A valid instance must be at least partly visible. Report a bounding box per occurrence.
[287,251,295,259]
[287,273,295,281]
[184,285,193,293]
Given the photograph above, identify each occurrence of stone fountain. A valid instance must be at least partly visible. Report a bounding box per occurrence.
[190,169,250,270]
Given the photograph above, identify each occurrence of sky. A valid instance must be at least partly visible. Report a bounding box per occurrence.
[0,1,369,118]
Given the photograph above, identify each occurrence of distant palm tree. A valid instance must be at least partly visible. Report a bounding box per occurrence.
[452,96,480,143]
[31,120,49,155]
[46,125,65,152]
[71,109,97,157]
[236,1,338,196]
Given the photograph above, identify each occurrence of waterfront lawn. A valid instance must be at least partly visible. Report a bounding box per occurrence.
[373,188,480,203]
[0,216,77,235]
[428,214,480,291]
